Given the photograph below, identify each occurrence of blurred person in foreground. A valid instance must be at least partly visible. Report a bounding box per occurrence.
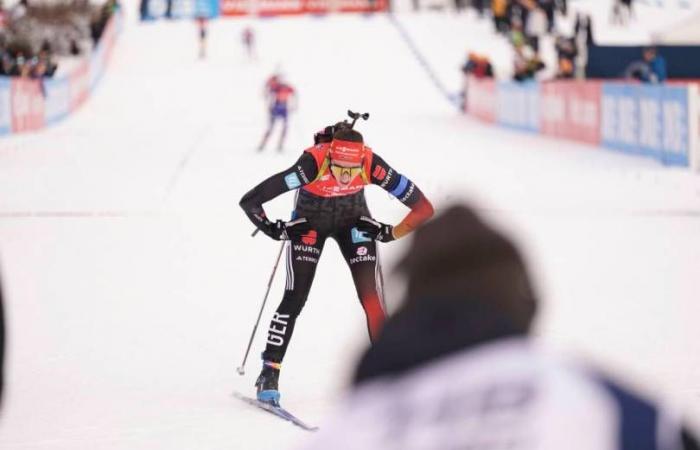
[240,119,434,406]
[298,204,700,450]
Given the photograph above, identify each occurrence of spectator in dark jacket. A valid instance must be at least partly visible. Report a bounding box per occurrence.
[624,46,667,84]
[297,204,700,450]
[642,46,667,83]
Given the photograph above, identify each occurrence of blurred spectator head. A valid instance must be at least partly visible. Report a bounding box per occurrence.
[556,57,574,78]
[643,46,657,62]
[354,204,537,384]
[395,204,536,332]
[298,204,700,450]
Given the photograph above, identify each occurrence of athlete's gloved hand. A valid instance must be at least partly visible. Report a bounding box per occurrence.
[356,216,395,243]
[265,217,310,241]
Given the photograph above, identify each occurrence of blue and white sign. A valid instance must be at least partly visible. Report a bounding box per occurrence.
[0,77,11,135]
[497,81,540,132]
[143,0,219,19]
[659,86,690,166]
[601,83,689,166]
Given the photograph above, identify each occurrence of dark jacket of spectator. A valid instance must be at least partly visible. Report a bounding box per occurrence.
[296,204,700,450]
[624,47,667,84]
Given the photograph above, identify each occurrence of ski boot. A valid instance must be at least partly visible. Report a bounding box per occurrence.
[255,361,281,406]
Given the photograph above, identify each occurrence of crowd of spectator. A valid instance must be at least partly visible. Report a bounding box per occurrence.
[460,0,674,85]
[611,0,634,26]
[460,0,597,83]
[0,37,57,78]
[0,0,118,80]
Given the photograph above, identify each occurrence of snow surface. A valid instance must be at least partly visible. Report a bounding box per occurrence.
[1,2,700,449]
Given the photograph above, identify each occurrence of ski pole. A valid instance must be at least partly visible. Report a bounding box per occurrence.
[236,240,286,376]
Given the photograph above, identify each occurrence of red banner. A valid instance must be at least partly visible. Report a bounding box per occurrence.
[220,0,387,16]
[11,79,45,133]
[465,77,496,123]
[541,81,602,145]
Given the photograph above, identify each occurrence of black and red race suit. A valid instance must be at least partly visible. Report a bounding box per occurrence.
[239,143,433,363]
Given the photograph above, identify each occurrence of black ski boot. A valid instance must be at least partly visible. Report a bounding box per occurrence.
[255,361,281,406]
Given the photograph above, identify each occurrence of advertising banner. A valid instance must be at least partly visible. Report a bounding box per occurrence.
[44,77,71,125]
[692,84,700,171]
[0,77,11,135]
[497,81,540,132]
[541,81,601,145]
[601,83,690,166]
[658,86,690,166]
[465,77,496,123]
[143,0,219,19]
[10,79,45,133]
[220,0,386,16]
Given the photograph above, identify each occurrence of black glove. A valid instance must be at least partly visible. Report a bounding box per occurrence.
[356,216,395,243]
[264,217,310,241]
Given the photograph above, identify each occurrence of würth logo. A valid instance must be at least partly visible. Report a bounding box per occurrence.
[372,166,386,181]
[301,230,317,245]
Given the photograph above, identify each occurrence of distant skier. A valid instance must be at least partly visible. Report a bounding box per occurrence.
[242,26,255,60]
[196,16,208,59]
[257,74,296,152]
[240,113,435,406]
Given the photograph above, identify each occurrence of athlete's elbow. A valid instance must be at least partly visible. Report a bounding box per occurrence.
[239,192,256,212]
[419,196,435,221]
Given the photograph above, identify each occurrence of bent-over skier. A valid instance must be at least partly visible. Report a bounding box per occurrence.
[239,117,434,405]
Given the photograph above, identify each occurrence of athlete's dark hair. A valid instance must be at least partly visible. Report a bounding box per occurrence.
[333,128,363,144]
